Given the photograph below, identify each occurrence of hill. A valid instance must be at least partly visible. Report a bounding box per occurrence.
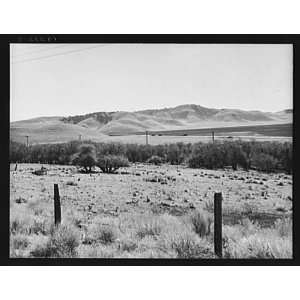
[10,104,292,144]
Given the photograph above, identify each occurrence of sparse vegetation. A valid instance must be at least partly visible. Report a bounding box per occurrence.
[10,158,292,258]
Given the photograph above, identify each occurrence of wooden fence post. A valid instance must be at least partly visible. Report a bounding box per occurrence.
[54,184,61,225]
[15,164,18,171]
[214,192,222,258]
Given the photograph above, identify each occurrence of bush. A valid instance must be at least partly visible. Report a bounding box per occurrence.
[170,234,214,258]
[10,141,28,163]
[166,144,184,165]
[30,224,80,258]
[146,155,163,165]
[136,221,162,239]
[188,143,226,169]
[252,153,279,173]
[10,213,32,235]
[223,234,292,259]
[97,155,129,173]
[10,234,30,250]
[273,217,292,238]
[85,223,117,245]
[119,239,138,252]
[190,210,213,237]
[72,144,97,173]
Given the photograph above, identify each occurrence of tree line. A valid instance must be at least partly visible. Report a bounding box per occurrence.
[10,139,292,174]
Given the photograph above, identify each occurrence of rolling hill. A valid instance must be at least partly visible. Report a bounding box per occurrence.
[10,104,292,144]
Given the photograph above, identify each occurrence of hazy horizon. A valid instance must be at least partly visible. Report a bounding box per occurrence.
[10,44,293,122]
[10,102,293,123]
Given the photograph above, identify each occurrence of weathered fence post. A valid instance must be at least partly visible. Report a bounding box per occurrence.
[214,192,222,258]
[54,184,61,225]
[212,131,215,143]
[15,164,18,171]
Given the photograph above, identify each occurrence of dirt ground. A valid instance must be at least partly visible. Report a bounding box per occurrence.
[10,163,292,227]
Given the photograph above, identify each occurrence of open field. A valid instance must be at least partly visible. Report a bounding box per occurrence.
[10,163,292,258]
[10,115,292,145]
[136,123,293,137]
[101,134,292,145]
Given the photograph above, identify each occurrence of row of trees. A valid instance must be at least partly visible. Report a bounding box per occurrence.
[10,139,292,173]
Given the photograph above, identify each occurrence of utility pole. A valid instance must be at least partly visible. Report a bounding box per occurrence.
[25,135,29,147]
[145,130,149,145]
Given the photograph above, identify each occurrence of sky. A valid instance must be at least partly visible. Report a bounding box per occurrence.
[10,43,293,122]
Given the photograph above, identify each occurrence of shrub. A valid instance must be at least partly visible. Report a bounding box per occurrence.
[225,142,250,171]
[97,227,117,244]
[252,153,279,173]
[96,155,129,173]
[96,142,126,156]
[9,141,28,163]
[146,155,163,165]
[222,218,292,259]
[15,197,27,204]
[30,217,52,235]
[77,244,115,258]
[30,224,80,258]
[170,234,214,258]
[136,220,162,239]
[204,199,214,212]
[10,213,33,235]
[166,144,184,165]
[223,234,292,259]
[273,217,292,238]
[10,234,30,250]
[125,144,141,162]
[190,210,213,237]
[188,143,226,169]
[119,239,138,252]
[72,144,97,173]
[66,181,77,186]
[85,224,117,245]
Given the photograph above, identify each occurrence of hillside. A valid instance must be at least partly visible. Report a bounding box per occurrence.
[10,104,292,144]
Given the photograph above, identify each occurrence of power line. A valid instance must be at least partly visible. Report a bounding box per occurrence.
[12,44,111,64]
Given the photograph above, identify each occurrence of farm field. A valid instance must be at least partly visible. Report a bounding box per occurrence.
[134,122,293,137]
[10,163,293,259]
[104,134,292,145]
[10,122,292,145]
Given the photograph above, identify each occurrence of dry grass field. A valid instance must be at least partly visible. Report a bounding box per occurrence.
[10,163,292,259]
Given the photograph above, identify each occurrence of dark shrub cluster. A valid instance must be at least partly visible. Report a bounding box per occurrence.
[10,139,292,173]
[97,155,129,173]
[187,141,292,173]
[146,155,164,165]
[71,144,97,173]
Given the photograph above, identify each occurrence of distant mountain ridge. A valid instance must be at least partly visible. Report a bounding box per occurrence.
[10,104,292,143]
[58,104,291,132]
